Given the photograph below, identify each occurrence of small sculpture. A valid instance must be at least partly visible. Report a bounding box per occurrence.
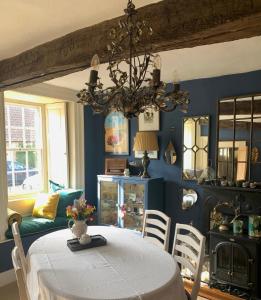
[212,201,240,232]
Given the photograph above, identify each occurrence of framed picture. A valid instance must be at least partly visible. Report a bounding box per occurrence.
[134,151,158,159]
[105,111,129,155]
[138,107,160,131]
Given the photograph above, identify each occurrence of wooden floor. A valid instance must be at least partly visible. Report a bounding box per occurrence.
[0,282,208,300]
[0,282,19,300]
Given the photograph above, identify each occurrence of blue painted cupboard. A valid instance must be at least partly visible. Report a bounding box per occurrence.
[97,175,164,231]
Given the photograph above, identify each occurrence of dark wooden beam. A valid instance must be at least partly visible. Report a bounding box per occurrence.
[1,0,261,90]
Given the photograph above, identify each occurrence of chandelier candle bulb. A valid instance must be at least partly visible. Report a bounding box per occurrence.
[89,54,100,85]
[89,70,98,85]
[91,54,100,71]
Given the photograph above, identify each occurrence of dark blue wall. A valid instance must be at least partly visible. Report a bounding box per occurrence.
[84,70,261,235]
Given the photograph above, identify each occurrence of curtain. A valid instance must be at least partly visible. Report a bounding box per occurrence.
[0,92,8,240]
[68,102,85,189]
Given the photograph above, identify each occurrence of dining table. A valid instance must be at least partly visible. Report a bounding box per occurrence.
[26,226,187,300]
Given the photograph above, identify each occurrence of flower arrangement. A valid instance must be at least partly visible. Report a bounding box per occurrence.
[66,196,95,222]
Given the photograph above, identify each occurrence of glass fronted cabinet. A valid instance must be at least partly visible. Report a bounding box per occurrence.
[97,175,164,231]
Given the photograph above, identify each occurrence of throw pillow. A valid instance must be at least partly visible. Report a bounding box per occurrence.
[32,193,60,220]
[49,180,65,192]
[56,189,83,218]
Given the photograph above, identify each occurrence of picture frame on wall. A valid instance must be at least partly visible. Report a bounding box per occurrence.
[134,151,158,160]
[104,111,129,155]
[138,107,160,131]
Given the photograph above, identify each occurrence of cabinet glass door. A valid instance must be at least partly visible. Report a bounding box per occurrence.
[100,181,118,226]
[123,183,145,231]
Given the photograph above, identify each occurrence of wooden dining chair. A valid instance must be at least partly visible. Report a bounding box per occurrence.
[172,223,205,300]
[12,246,30,300]
[12,222,27,278]
[142,210,171,251]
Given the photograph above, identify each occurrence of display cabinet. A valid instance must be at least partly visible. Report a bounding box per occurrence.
[97,175,164,231]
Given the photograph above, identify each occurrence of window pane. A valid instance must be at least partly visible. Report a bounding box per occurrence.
[10,128,23,148]
[9,105,22,127]
[24,107,36,127]
[5,103,43,194]
[25,129,36,148]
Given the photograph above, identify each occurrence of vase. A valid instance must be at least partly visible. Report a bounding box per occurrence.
[68,219,87,238]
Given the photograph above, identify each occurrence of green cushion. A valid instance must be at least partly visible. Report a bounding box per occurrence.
[5,216,67,239]
[56,189,83,218]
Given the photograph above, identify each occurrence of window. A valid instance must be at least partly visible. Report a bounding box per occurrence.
[4,94,69,199]
[5,102,43,194]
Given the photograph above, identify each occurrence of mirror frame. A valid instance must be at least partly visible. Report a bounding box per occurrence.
[182,115,210,180]
[216,93,261,182]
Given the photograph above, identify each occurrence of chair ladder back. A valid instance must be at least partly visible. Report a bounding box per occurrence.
[142,210,171,251]
[12,222,27,278]
[11,247,29,300]
[172,223,206,300]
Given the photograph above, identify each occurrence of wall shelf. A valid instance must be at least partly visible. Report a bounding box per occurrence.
[200,184,261,193]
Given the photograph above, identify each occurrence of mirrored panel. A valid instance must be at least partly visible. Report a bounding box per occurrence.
[217,94,261,183]
[182,116,209,180]
[236,97,251,119]
[218,119,234,141]
[164,140,177,165]
[219,99,234,117]
[253,96,261,118]
[182,188,198,210]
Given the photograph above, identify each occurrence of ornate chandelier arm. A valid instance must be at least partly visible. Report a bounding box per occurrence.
[132,53,151,92]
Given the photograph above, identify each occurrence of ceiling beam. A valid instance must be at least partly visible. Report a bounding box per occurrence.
[1,0,261,90]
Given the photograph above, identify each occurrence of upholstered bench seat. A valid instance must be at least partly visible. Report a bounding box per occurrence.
[5,216,68,238]
[5,188,83,239]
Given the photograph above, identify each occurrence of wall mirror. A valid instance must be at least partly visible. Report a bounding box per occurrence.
[182,188,198,210]
[182,116,209,180]
[217,94,261,182]
[164,140,177,165]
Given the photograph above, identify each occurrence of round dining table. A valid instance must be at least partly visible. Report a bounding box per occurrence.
[26,226,187,300]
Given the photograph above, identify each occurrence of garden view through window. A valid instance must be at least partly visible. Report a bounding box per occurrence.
[5,102,43,194]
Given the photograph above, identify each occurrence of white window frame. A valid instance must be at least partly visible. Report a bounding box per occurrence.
[5,99,48,201]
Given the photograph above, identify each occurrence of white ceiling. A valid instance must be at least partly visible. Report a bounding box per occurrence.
[0,0,159,60]
[1,0,261,90]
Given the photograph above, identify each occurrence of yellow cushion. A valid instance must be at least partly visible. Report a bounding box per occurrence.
[32,193,60,220]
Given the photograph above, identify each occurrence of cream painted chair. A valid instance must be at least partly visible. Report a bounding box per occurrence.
[142,210,171,252]
[11,246,30,300]
[12,222,27,278]
[172,223,205,300]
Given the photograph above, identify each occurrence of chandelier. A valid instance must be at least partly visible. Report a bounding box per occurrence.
[77,0,189,119]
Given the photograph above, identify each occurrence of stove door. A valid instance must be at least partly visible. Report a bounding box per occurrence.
[231,243,250,288]
[214,241,232,283]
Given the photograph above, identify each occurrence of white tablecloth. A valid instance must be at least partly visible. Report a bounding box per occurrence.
[27,226,186,300]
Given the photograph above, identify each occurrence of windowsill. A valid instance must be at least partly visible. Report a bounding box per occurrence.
[8,194,38,216]
[8,192,39,202]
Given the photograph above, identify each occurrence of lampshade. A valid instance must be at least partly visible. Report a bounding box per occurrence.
[133,131,159,152]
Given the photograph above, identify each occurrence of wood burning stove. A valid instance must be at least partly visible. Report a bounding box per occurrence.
[209,230,261,298]
[201,185,261,299]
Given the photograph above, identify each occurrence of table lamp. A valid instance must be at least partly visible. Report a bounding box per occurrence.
[133,131,159,178]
